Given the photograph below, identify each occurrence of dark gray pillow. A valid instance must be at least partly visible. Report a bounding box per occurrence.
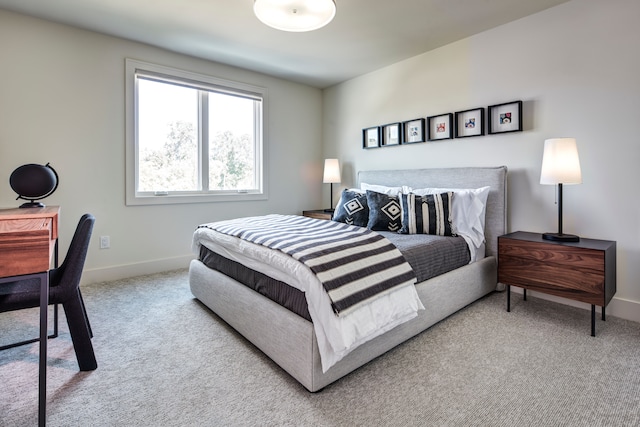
[332,189,369,227]
[366,190,402,232]
[399,192,455,236]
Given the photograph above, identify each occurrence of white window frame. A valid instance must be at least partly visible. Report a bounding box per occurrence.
[125,59,268,206]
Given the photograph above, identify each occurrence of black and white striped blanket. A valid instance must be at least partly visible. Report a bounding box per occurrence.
[199,214,416,316]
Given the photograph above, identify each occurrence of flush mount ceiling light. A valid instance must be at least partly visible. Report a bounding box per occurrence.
[254,0,336,32]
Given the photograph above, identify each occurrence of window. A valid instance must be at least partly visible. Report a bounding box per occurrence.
[125,59,267,205]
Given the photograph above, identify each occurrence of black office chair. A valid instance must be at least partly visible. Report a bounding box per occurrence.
[0,213,97,371]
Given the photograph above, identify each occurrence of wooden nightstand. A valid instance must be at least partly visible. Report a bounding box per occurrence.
[302,210,333,220]
[498,231,616,336]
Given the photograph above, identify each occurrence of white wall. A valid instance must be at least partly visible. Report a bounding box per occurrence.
[0,10,323,282]
[2,1,638,323]
[323,0,640,322]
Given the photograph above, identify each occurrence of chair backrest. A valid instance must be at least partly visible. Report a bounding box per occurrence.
[51,213,95,298]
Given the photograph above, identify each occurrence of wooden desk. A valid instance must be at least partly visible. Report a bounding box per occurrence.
[0,206,60,427]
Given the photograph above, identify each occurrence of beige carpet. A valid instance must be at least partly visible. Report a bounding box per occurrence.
[1,269,639,426]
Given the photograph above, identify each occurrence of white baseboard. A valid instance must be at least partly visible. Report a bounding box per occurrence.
[509,288,640,324]
[81,254,193,285]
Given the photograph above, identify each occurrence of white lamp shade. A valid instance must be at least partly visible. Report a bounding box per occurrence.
[323,158,341,184]
[540,138,582,185]
[254,0,336,32]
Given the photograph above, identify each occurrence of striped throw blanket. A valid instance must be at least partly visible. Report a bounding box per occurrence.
[199,214,417,316]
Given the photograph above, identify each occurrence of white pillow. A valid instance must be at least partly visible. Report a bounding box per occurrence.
[409,186,490,250]
[360,183,408,196]
[341,187,363,194]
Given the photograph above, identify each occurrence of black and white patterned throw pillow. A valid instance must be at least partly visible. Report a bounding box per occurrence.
[398,192,455,236]
[366,190,402,232]
[332,189,369,227]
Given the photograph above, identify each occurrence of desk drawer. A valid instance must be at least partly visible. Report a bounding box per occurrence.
[0,218,52,277]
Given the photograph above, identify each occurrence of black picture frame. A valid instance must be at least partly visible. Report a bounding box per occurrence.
[455,107,485,138]
[488,100,523,134]
[362,126,381,149]
[427,113,453,141]
[381,122,401,147]
[402,118,425,144]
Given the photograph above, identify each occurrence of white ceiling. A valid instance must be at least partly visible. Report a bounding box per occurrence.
[0,0,570,88]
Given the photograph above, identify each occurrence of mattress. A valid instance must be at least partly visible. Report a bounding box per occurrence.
[198,231,470,321]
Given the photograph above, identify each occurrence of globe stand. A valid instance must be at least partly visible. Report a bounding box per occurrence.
[20,201,47,209]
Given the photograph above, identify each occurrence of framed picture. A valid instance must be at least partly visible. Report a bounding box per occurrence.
[427,113,453,141]
[402,118,425,144]
[362,126,381,149]
[455,107,484,138]
[488,100,523,134]
[382,123,401,146]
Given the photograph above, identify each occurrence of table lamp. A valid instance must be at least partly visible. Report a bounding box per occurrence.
[323,158,341,212]
[540,138,582,242]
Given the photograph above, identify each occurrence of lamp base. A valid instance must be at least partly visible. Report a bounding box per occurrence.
[542,232,580,243]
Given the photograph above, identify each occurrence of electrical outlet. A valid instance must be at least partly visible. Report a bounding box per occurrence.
[100,235,110,249]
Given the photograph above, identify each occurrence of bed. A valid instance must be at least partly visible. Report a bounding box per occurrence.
[189,166,507,391]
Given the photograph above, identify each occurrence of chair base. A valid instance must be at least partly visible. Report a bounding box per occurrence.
[0,304,59,351]
[0,334,56,351]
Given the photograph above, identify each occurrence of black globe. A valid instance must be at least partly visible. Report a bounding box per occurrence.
[9,163,59,208]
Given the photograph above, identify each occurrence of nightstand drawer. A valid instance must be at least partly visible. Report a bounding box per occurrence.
[498,253,605,305]
[302,210,332,220]
[499,239,605,273]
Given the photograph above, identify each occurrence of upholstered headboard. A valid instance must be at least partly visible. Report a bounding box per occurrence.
[357,166,508,257]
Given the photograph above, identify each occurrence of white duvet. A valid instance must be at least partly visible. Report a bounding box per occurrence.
[192,225,425,372]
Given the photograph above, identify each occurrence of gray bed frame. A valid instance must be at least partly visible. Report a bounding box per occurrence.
[189,166,508,391]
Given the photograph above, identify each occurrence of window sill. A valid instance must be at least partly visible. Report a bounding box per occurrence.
[125,191,268,206]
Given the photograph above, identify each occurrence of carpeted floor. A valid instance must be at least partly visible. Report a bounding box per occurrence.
[1,269,639,426]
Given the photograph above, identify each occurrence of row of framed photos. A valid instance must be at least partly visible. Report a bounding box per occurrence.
[362,100,522,149]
